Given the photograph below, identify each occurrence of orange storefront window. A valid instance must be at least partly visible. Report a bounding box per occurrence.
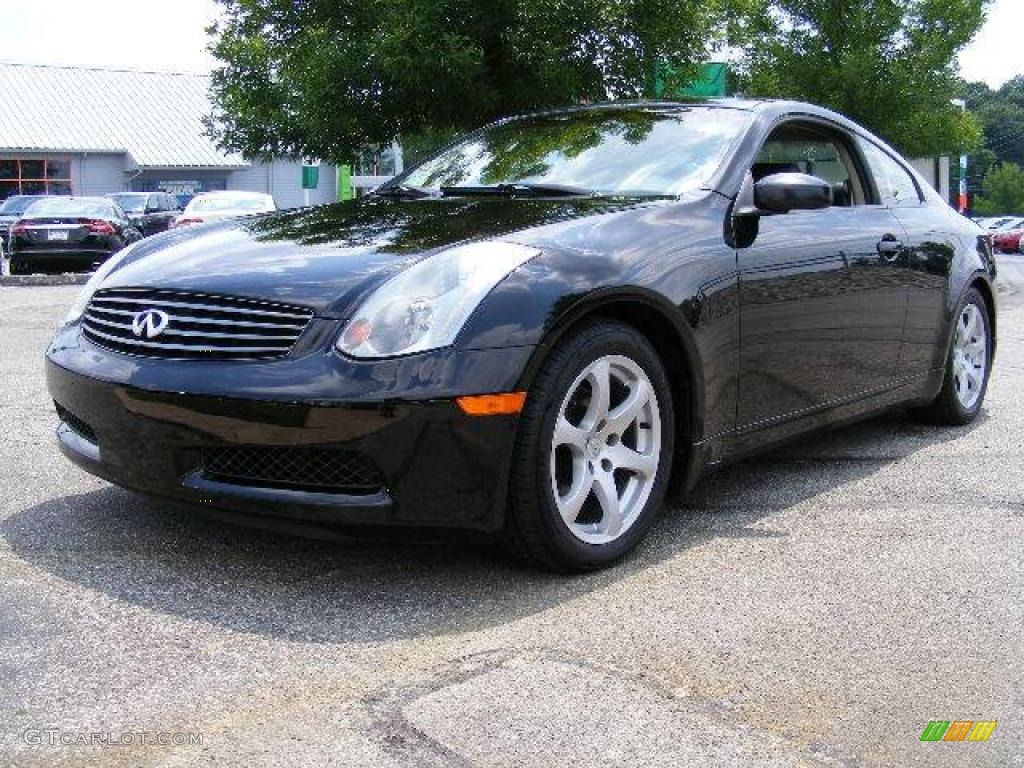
[0,158,73,200]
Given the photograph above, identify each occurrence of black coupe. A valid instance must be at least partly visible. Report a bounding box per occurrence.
[11,197,142,275]
[47,100,996,570]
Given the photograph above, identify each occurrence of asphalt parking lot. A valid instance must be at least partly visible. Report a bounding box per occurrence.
[1,261,1022,768]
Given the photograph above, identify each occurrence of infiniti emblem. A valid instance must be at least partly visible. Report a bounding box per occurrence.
[131,309,170,338]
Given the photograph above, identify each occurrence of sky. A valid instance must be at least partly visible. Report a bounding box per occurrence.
[958,0,1024,88]
[0,0,1020,88]
[0,0,222,74]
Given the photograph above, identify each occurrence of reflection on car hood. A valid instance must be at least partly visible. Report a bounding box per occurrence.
[102,196,655,316]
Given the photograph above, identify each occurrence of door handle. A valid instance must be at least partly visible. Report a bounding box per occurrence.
[877,235,903,261]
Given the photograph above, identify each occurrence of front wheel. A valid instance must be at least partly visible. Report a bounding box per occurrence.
[503,321,675,571]
[912,287,992,425]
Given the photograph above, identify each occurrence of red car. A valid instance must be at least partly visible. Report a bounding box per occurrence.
[992,218,1024,253]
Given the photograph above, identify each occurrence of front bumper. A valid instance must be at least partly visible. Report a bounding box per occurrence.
[46,324,535,532]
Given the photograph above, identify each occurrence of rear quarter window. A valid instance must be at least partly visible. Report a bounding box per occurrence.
[857,138,922,207]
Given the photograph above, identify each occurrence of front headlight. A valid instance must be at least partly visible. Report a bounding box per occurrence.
[336,241,539,359]
[64,242,139,325]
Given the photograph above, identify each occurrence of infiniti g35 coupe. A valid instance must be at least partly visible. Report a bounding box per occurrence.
[47,100,996,571]
[12,197,142,275]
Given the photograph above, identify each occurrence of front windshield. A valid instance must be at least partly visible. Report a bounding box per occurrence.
[399,106,752,197]
[109,194,147,212]
[25,198,114,218]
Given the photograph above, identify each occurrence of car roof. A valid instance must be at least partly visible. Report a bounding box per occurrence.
[510,97,855,122]
[195,190,270,197]
[2,194,49,203]
[28,196,113,207]
[188,192,273,202]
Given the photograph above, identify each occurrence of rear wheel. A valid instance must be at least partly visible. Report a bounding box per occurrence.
[912,287,992,425]
[503,321,674,571]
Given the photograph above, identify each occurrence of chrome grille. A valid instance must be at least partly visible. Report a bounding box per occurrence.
[82,288,313,360]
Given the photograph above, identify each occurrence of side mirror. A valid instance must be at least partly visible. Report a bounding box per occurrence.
[753,173,833,213]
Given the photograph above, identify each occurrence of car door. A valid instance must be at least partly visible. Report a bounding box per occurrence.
[132,195,154,236]
[857,138,955,378]
[736,120,909,428]
[158,194,178,232]
[114,205,142,244]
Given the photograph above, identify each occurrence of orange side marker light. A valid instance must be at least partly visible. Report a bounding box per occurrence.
[456,392,527,416]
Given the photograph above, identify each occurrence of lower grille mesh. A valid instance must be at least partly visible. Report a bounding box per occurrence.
[55,403,97,443]
[202,445,386,494]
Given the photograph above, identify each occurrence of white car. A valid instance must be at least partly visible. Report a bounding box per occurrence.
[994,216,1024,231]
[976,215,1018,231]
[172,192,276,228]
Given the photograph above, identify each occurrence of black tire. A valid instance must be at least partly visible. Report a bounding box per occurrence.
[911,287,992,426]
[9,259,28,276]
[502,321,675,571]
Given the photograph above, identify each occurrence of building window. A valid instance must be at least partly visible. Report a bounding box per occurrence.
[0,157,73,200]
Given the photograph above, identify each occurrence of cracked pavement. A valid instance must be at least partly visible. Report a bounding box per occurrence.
[1,257,1022,767]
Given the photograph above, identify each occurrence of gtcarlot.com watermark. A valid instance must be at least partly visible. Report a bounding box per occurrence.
[24,728,203,747]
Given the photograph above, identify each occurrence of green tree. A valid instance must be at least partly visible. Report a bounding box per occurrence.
[961,77,1024,202]
[966,78,1024,167]
[206,0,745,163]
[972,162,1024,215]
[737,0,988,157]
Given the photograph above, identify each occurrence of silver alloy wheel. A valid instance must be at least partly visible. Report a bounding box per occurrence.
[952,303,987,409]
[550,354,661,545]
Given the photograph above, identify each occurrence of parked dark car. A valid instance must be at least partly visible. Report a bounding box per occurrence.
[106,192,181,237]
[47,100,996,570]
[173,193,196,210]
[0,194,51,254]
[10,197,142,275]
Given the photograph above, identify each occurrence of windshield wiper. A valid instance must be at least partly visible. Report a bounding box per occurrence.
[372,184,436,200]
[440,182,595,198]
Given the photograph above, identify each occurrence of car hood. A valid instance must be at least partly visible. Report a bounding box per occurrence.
[102,196,657,316]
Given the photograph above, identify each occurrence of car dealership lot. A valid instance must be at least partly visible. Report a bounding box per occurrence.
[1,265,1022,767]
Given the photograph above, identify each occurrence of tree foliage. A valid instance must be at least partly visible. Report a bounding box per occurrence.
[963,76,1024,168]
[736,0,989,157]
[207,0,995,166]
[206,0,744,163]
[972,162,1024,216]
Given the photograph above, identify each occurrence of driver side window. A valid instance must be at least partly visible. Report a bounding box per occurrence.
[753,123,867,207]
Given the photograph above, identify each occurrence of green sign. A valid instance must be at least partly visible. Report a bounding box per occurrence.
[649,62,729,99]
[301,164,319,190]
[337,164,354,201]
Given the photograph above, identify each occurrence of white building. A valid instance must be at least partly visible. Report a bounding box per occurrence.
[0,62,338,208]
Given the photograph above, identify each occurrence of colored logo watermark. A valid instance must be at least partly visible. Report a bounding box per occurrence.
[920,720,997,742]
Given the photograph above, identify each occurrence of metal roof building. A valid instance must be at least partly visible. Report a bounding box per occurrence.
[0,62,337,208]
